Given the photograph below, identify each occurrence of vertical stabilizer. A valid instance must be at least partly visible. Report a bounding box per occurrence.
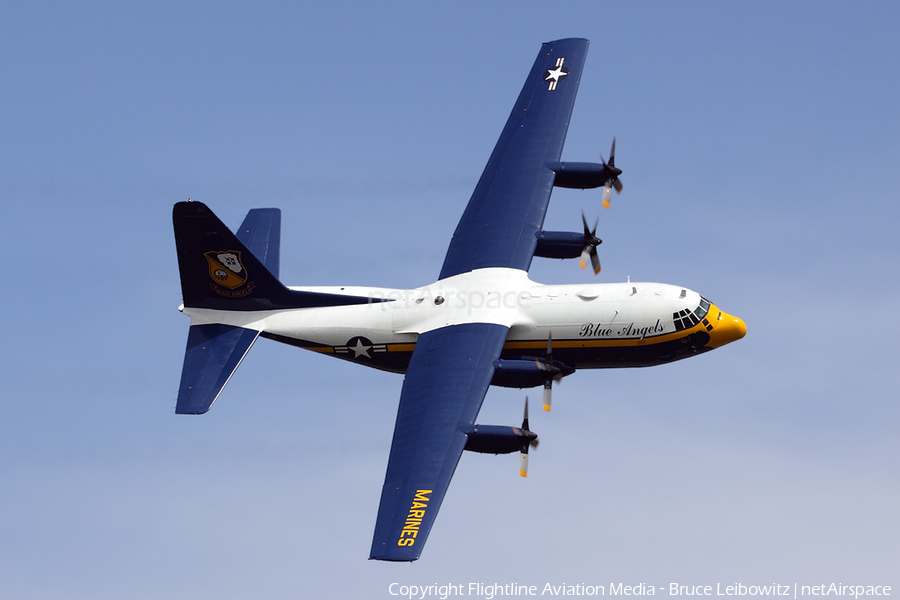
[173,202,290,311]
[173,201,378,311]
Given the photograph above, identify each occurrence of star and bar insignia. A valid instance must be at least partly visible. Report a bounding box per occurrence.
[543,57,569,91]
[334,336,388,359]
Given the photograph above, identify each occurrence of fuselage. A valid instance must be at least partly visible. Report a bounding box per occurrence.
[182,268,746,377]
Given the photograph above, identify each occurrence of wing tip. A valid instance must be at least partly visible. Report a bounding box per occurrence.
[368,553,420,562]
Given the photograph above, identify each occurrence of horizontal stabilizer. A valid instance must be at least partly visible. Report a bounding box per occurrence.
[176,324,260,414]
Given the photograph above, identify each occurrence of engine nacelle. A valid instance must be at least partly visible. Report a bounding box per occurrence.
[491,358,574,388]
[546,161,612,189]
[534,231,585,259]
[461,425,537,454]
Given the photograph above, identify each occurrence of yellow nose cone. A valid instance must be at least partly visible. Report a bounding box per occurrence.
[706,307,747,348]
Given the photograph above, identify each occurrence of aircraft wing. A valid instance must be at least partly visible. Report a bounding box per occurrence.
[369,323,509,561]
[371,39,589,561]
[439,38,589,280]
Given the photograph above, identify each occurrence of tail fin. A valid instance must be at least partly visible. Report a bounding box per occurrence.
[172,201,383,414]
[173,201,374,311]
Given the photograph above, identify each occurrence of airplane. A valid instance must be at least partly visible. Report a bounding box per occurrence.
[172,38,746,562]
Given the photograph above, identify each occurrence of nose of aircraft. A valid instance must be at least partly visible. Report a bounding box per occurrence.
[706,307,747,348]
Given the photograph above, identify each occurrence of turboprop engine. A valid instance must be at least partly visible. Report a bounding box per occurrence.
[462,398,540,477]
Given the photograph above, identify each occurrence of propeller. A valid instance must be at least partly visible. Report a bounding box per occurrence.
[535,332,563,411]
[598,137,623,209]
[518,396,540,477]
[578,210,603,275]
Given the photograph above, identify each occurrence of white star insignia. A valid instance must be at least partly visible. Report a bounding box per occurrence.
[351,339,372,359]
[544,66,567,83]
[543,57,569,91]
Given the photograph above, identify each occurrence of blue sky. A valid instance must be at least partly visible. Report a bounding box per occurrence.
[2,1,898,598]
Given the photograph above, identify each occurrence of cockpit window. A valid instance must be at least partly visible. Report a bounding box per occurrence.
[673,297,711,332]
[697,298,710,318]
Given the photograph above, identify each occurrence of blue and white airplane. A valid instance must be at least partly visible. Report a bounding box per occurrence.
[172,38,746,562]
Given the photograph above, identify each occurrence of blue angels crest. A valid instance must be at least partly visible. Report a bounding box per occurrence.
[205,250,248,291]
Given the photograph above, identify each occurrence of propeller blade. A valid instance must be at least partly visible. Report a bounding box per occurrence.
[543,333,555,410]
[520,395,537,476]
[579,248,591,270]
[522,396,530,431]
[579,210,602,273]
[600,138,622,206]
[590,248,601,275]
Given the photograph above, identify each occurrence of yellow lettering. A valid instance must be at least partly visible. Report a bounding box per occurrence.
[396,490,434,547]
